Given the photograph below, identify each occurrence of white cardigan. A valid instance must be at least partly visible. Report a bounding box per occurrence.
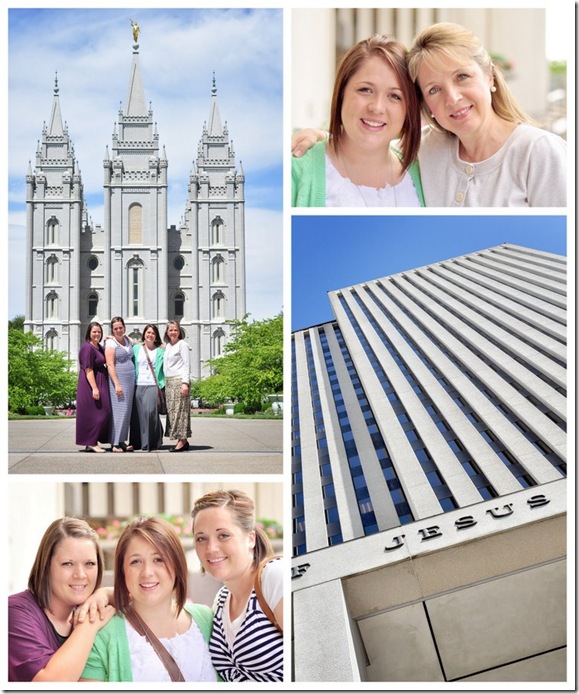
[418,123,567,207]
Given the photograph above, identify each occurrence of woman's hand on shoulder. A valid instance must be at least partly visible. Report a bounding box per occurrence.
[83,604,116,632]
[74,586,114,625]
[291,128,328,157]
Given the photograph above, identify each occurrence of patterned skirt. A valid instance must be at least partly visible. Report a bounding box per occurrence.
[164,376,192,440]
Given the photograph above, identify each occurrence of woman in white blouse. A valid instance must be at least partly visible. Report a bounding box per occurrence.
[291,34,424,207]
[80,516,217,682]
[130,324,164,452]
[162,320,191,452]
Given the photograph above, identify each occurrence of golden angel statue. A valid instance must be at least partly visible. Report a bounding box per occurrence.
[130,19,140,43]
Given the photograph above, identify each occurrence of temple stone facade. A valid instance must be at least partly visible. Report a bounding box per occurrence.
[24,37,246,380]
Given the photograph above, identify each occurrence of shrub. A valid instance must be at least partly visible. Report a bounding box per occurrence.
[244,401,263,414]
[25,405,46,416]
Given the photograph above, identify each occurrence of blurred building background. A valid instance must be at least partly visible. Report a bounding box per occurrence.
[8,480,284,607]
[292,7,567,139]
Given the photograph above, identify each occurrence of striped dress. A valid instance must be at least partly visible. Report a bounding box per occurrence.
[105,338,135,446]
[209,563,284,681]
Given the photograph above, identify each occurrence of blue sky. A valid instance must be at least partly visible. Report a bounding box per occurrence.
[291,215,567,331]
[8,8,283,321]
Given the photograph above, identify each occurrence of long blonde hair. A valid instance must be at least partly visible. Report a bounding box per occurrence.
[407,22,534,134]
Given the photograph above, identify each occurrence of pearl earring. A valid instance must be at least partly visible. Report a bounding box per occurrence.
[490,85,497,92]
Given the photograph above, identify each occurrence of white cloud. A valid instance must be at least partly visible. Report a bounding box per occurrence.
[8,8,283,320]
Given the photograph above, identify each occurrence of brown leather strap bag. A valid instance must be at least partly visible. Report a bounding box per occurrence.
[124,607,185,682]
[254,557,283,635]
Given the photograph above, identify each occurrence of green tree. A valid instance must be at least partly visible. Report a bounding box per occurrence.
[9,314,25,331]
[199,313,283,405]
[8,329,77,412]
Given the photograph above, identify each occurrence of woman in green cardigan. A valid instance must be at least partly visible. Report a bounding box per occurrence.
[292,34,424,208]
[81,517,217,683]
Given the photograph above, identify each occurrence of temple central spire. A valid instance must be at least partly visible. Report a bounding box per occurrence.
[48,71,64,137]
[208,72,223,137]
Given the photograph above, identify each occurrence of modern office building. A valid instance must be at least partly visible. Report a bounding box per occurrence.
[24,32,246,378]
[291,243,568,682]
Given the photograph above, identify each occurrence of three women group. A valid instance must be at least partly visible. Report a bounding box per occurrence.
[76,317,191,454]
[8,489,284,682]
[292,22,567,208]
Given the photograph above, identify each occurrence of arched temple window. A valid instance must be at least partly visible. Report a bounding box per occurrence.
[129,204,143,245]
[211,216,224,245]
[46,256,59,284]
[212,291,225,318]
[213,329,225,357]
[212,255,224,284]
[46,217,59,245]
[174,292,185,318]
[46,291,59,319]
[127,258,144,318]
[88,293,98,317]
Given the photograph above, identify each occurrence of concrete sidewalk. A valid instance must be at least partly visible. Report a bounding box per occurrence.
[8,416,283,475]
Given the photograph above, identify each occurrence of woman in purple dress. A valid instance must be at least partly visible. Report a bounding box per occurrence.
[8,517,115,681]
[75,322,111,453]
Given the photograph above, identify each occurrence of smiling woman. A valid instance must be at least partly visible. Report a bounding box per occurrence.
[8,518,115,682]
[406,22,567,206]
[291,33,424,208]
[191,489,284,682]
[80,516,217,683]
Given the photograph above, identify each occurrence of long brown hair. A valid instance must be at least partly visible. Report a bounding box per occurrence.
[191,489,274,572]
[329,34,421,171]
[28,517,104,610]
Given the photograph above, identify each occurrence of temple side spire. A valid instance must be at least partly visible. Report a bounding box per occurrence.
[48,72,64,137]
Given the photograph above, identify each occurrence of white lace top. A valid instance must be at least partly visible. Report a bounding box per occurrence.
[126,614,217,682]
[325,153,421,207]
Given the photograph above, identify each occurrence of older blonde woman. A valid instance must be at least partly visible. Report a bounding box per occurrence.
[163,321,191,452]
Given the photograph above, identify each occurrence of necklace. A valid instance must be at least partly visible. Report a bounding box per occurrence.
[339,152,399,208]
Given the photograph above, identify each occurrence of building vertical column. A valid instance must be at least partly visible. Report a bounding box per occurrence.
[157,158,169,324]
[293,579,365,682]
[24,171,35,326]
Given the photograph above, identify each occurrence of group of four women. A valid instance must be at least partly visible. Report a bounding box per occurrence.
[75,317,191,454]
[8,489,284,682]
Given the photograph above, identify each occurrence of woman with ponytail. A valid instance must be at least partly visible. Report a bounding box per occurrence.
[191,490,284,682]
